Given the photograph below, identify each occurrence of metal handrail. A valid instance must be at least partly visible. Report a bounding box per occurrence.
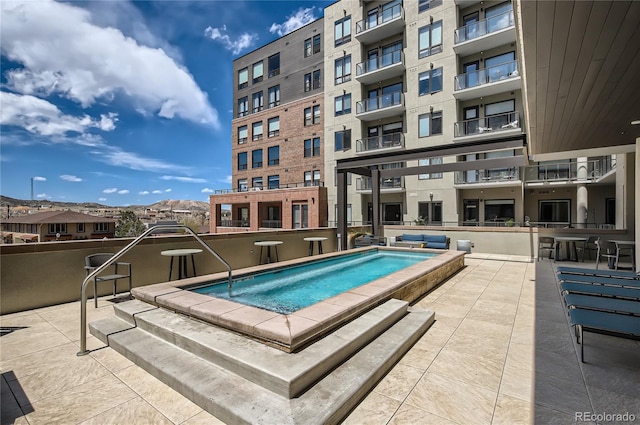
[77,224,232,356]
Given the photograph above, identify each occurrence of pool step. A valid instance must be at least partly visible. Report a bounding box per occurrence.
[92,298,413,398]
[89,300,434,425]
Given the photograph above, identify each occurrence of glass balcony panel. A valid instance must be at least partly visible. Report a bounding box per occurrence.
[454,61,518,90]
[454,9,514,44]
[356,92,403,114]
[356,132,404,153]
[356,51,403,76]
[357,4,402,33]
[454,112,519,137]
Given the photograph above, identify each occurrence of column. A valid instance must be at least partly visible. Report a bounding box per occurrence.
[615,155,626,229]
[337,171,347,250]
[371,168,381,237]
[576,157,588,229]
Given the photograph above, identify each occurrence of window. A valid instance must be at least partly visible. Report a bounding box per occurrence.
[486,2,513,33]
[77,223,85,232]
[268,145,279,166]
[252,91,263,113]
[419,21,443,58]
[252,149,263,168]
[313,34,321,53]
[314,170,321,185]
[238,125,248,144]
[252,61,263,83]
[94,223,110,232]
[313,69,321,89]
[334,16,351,46]
[539,200,570,223]
[304,171,312,186]
[238,97,248,117]
[238,68,248,89]
[419,0,442,13]
[48,223,67,234]
[485,199,515,224]
[293,203,309,228]
[304,73,312,92]
[268,117,279,137]
[335,55,351,84]
[252,121,263,140]
[268,175,279,189]
[485,99,515,128]
[237,152,248,170]
[419,67,443,95]
[252,177,263,190]
[313,105,320,124]
[418,157,443,179]
[304,170,321,186]
[238,179,248,192]
[418,112,443,137]
[304,137,321,157]
[268,53,280,77]
[304,107,312,126]
[335,93,351,115]
[418,201,443,224]
[335,129,351,151]
[304,38,312,57]
[268,85,280,108]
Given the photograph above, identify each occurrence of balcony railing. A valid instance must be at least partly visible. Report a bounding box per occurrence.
[356,176,404,191]
[454,167,519,184]
[454,112,519,137]
[523,157,616,183]
[454,61,519,91]
[356,50,403,76]
[260,220,282,229]
[454,9,515,44]
[356,92,404,115]
[356,3,403,34]
[213,181,325,195]
[220,220,250,227]
[356,132,404,153]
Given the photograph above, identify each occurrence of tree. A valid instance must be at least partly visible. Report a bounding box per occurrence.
[115,210,146,238]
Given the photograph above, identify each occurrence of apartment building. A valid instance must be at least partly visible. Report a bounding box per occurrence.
[323,0,619,245]
[210,18,328,233]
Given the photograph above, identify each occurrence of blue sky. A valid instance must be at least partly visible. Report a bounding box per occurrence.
[0,0,330,206]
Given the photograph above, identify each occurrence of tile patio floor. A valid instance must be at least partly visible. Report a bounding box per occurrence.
[1,254,638,424]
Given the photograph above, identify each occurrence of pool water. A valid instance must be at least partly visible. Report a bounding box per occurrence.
[191,250,436,314]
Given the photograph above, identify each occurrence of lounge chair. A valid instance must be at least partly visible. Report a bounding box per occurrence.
[563,293,640,315]
[555,266,640,280]
[557,273,640,288]
[567,308,640,362]
[560,282,640,300]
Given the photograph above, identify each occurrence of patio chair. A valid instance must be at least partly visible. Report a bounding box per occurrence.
[85,253,132,308]
[537,236,555,261]
[557,273,640,288]
[595,239,630,270]
[576,236,599,261]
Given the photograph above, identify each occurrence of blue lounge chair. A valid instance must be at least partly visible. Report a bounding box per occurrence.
[556,273,640,288]
[560,282,640,300]
[567,308,640,361]
[563,293,640,315]
[555,266,640,280]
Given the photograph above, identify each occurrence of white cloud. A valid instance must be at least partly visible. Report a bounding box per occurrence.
[269,7,317,36]
[117,189,130,194]
[165,188,172,193]
[95,145,190,173]
[103,188,118,193]
[152,190,163,194]
[139,190,149,195]
[0,92,118,136]
[222,175,232,184]
[60,174,82,182]
[161,175,206,183]
[33,176,47,181]
[201,188,213,193]
[204,25,257,55]
[36,193,48,198]
[98,197,107,201]
[1,0,219,128]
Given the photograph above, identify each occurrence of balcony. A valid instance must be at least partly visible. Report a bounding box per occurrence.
[356,92,405,121]
[355,4,404,45]
[454,112,520,141]
[356,51,405,85]
[356,132,404,154]
[453,9,516,56]
[356,176,405,192]
[523,157,617,186]
[453,61,521,100]
[454,167,521,187]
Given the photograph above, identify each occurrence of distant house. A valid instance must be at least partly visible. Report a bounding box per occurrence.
[1,210,116,242]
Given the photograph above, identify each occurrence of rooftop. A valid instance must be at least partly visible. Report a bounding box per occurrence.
[2,253,637,423]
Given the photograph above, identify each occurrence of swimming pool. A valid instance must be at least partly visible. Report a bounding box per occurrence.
[191,250,436,314]
[132,247,465,351]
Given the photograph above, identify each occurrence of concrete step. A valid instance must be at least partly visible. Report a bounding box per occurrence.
[90,305,434,425]
[96,298,410,397]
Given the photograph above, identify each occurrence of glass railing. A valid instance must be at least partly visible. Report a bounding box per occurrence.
[454,61,519,90]
[356,50,403,76]
[356,4,403,33]
[522,157,616,183]
[213,181,325,194]
[356,132,404,153]
[454,167,520,184]
[356,176,404,190]
[356,92,404,114]
[454,9,515,44]
[454,112,519,137]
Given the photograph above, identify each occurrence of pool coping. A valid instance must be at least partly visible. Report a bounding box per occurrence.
[131,247,465,352]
